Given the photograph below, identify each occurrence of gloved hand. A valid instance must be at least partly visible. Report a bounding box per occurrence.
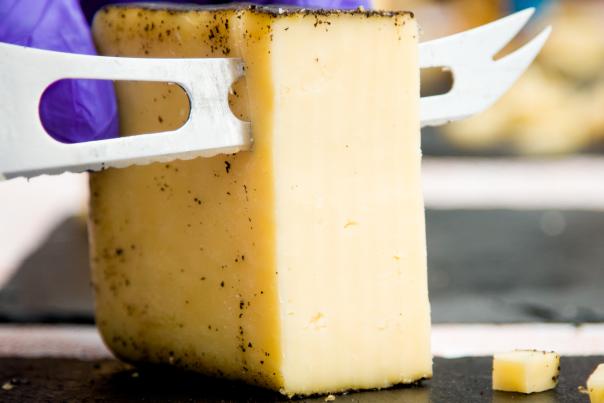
[0,0,118,143]
[0,0,370,144]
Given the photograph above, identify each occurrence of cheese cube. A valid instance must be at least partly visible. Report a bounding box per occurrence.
[587,364,604,403]
[492,350,560,394]
[90,5,430,395]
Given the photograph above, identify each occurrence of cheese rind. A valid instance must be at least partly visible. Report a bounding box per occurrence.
[492,350,560,394]
[587,363,604,403]
[90,5,430,395]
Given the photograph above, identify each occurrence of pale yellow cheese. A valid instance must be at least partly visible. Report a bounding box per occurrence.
[90,5,430,395]
[492,350,560,394]
[587,364,604,403]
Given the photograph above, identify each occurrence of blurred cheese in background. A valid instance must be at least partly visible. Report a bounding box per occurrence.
[375,0,604,155]
[373,0,503,40]
[372,0,504,94]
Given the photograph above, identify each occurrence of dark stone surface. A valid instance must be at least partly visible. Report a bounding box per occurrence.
[0,356,600,402]
[421,126,518,157]
[1,210,603,324]
[427,210,604,323]
[420,126,604,157]
[0,217,94,324]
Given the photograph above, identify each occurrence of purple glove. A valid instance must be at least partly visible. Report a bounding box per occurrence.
[80,1,370,22]
[1,0,369,144]
[0,0,118,143]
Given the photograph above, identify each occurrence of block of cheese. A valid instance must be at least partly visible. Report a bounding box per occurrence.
[89,4,430,395]
[587,364,604,403]
[492,350,560,394]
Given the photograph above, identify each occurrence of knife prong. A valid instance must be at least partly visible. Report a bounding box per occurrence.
[419,9,551,127]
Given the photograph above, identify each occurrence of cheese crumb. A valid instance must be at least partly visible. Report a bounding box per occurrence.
[587,363,604,403]
[325,394,336,401]
[492,350,560,394]
[344,220,358,228]
[2,382,13,391]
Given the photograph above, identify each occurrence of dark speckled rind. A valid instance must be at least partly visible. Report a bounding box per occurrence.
[101,2,414,19]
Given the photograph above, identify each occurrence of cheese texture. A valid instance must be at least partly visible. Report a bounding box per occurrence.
[587,364,604,403]
[90,5,430,395]
[492,350,560,394]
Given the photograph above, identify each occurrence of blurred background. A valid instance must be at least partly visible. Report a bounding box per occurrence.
[0,0,603,331]
[388,0,604,156]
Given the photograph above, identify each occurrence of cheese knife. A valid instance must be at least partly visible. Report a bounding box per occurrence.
[0,8,550,181]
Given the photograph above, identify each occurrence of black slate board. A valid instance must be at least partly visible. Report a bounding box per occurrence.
[0,356,601,402]
[426,210,604,323]
[0,217,94,324]
[420,126,604,157]
[2,210,604,324]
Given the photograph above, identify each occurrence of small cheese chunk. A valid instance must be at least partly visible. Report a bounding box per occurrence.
[587,364,604,403]
[90,4,430,396]
[493,350,560,394]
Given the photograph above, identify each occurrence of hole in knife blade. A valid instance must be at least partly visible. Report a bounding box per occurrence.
[39,79,190,143]
[420,68,453,97]
[228,76,251,123]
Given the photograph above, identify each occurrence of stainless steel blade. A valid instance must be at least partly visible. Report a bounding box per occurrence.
[0,42,250,180]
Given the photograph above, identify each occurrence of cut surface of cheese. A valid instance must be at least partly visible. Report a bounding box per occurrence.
[90,5,430,395]
[587,363,604,403]
[492,350,560,394]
